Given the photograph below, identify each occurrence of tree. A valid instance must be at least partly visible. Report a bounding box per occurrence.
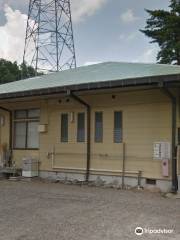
[141,0,180,65]
[20,62,37,80]
[0,59,20,84]
[0,59,42,84]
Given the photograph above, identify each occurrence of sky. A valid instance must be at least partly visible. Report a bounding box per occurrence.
[0,0,170,67]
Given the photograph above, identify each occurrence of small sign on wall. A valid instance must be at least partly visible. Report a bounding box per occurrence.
[153,142,171,160]
[162,159,169,177]
[38,124,48,133]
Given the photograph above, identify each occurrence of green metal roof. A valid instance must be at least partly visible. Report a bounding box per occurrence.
[0,62,180,96]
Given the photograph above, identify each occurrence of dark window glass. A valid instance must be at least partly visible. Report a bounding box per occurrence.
[15,110,27,119]
[77,113,85,142]
[95,112,103,142]
[114,111,122,143]
[15,109,40,119]
[28,109,40,118]
[61,114,68,142]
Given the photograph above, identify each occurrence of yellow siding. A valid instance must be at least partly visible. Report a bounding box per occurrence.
[0,110,10,148]
[39,105,87,171]
[0,89,174,180]
[89,103,171,178]
[13,150,39,168]
[177,94,180,175]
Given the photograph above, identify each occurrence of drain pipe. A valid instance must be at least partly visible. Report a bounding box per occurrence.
[122,143,126,189]
[0,106,12,166]
[160,87,178,193]
[68,91,91,182]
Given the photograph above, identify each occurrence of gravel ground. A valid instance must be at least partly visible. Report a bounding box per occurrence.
[0,180,179,240]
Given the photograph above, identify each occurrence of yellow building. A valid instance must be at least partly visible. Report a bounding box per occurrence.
[0,62,180,192]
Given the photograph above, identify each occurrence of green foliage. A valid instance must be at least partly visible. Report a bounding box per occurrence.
[0,59,42,84]
[20,62,37,80]
[0,59,20,84]
[141,0,180,65]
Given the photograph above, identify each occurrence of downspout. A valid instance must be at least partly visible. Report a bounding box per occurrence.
[160,86,178,193]
[68,91,91,182]
[122,143,126,189]
[0,106,12,167]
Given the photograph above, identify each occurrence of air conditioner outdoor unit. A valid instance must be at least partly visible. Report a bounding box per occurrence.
[22,157,39,177]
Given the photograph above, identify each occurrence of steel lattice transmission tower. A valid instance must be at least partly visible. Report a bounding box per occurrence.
[23,0,76,72]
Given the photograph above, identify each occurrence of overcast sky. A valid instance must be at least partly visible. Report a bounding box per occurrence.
[0,0,170,66]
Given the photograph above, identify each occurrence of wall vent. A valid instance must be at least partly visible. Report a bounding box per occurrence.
[146,178,156,185]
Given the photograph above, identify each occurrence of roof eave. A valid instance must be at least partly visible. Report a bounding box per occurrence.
[0,74,180,100]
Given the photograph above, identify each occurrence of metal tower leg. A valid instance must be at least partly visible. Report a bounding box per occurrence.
[23,0,76,73]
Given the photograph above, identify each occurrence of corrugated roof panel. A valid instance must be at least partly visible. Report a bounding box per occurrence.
[0,62,180,95]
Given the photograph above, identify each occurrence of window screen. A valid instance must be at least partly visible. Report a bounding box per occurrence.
[77,113,85,142]
[95,112,103,142]
[114,111,122,143]
[61,114,68,142]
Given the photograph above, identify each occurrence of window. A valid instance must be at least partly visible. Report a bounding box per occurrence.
[61,113,68,142]
[77,113,85,142]
[95,112,103,142]
[15,110,26,119]
[27,122,39,148]
[114,111,122,143]
[14,122,26,149]
[13,109,40,149]
[28,109,40,118]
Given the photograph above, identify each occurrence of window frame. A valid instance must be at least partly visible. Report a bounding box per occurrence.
[61,113,69,143]
[77,112,85,143]
[94,111,103,143]
[13,109,40,150]
[114,111,123,143]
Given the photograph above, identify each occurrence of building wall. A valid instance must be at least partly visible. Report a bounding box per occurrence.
[176,93,180,176]
[0,110,10,148]
[0,89,173,181]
